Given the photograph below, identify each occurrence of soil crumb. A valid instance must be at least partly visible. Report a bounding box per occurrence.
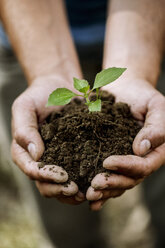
[39,92,141,193]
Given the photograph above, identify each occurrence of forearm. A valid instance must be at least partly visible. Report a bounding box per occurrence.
[0,0,82,84]
[104,0,165,86]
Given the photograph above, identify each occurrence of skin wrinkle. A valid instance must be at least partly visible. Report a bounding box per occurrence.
[12,97,36,118]
[94,174,136,189]
[1,0,165,207]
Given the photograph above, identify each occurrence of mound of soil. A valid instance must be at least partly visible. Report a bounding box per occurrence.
[39,92,141,193]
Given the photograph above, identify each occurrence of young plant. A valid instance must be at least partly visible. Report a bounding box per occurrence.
[47,67,126,112]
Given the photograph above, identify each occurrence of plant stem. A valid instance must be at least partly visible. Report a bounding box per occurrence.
[85,95,90,104]
[88,89,93,97]
[96,88,99,99]
[75,94,84,97]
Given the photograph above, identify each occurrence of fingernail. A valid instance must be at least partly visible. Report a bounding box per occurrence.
[63,191,72,196]
[75,195,84,201]
[28,143,37,160]
[140,139,151,156]
[92,183,100,190]
[75,191,85,201]
[92,182,108,190]
[97,192,103,200]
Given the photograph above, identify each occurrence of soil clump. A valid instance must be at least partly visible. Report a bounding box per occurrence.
[39,92,141,193]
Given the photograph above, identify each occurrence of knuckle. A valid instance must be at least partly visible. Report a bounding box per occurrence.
[12,97,22,114]
[13,126,22,140]
[25,163,36,179]
[143,163,151,177]
[13,127,26,144]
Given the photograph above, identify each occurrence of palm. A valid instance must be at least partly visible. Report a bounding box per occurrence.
[87,79,165,210]
[12,77,85,204]
[103,78,157,121]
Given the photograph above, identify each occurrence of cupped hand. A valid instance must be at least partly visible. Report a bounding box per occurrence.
[87,78,165,210]
[11,75,85,204]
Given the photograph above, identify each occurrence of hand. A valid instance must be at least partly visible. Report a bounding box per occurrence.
[86,78,165,210]
[11,75,85,204]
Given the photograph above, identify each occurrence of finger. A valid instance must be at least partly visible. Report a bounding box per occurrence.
[103,143,165,178]
[86,186,125,201]
[86,187,103,201]
[57,191,86,205]
[56,197,82,205]
[89,190,125,211]
[12,140,68,182]
[133,94,165,156]
[12,96,44,161]
[36,181,78,197]
[91,173,141,190]
[90,199,107,211]
[100,189,125,199]
[74,191,86,202]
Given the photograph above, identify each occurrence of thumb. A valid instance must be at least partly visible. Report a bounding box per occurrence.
[133,96,165,156]
[12,97,44,161]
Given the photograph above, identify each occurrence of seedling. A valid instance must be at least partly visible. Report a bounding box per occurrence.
[47,67,126,112]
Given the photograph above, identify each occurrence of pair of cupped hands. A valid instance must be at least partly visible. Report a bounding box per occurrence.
[11,74,165,211]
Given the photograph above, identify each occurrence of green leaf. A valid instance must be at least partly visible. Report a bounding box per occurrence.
[93,67,127,89]
[47,88,77,106]
[88,99,101,112]
[73,77,89,93]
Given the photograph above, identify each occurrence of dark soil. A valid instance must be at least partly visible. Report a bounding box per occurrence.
[39,92,141,193]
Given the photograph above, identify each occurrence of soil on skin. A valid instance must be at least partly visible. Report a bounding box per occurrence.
[39,92,141,193]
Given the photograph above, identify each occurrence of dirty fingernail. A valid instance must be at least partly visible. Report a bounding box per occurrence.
[97,192,103,200]
[28,143,36,160]
[75,191,85,201]
[75,195,84,201]
[63,191,72,196]
[140,139,151,156]
[92,181,108,190]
